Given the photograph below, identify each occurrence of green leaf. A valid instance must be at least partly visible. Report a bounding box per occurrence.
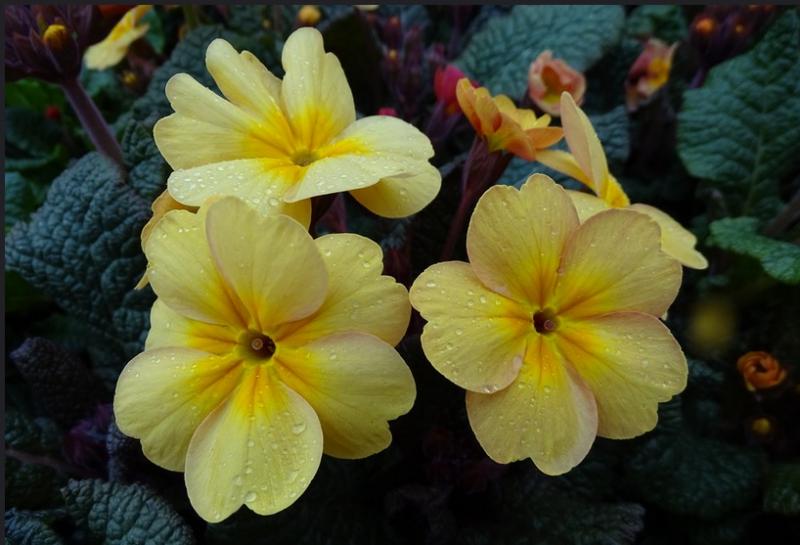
[708,217,800,285]
[625,5,688,43]
[5,509,64,545]
[5,172,41,231]
[5,270,50,313]
[5,79,66,111]
[143,7,166,54]
[677,11,800,218]
[61,479,194,545]
[626,432,763,520]
[119,118,168,201]
[5,153,154,361]
[457,5,625,97]
[764,463,800,515]
[5,107,64,170]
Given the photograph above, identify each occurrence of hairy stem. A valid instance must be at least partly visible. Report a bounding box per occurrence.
[61,77,124,166]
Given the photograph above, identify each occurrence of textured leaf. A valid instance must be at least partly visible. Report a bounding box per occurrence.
[625,5,688,43]
[5,509,64,545]
[764,463,800,516]
[61,479,195,545]
[5,153,154,361]
[708,217,800,285]
[500,105,630,187]
[119,118,168,201]
[11,337,106,427]
[626,433,763,520]
[457,5,625,97]
[5,172,41,231]
[677,12,800,218]
[5,107,65,173]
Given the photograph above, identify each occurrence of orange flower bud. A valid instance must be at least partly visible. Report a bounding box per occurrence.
[751,417,772,436]
[42,23,71,51]
[527,50,586,116]
[297,5,321,26]
[737,351,787,391]
[625,39,677,112]
[693,16,716,36]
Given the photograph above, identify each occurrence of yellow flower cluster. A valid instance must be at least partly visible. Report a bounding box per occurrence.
[115,27,700,523]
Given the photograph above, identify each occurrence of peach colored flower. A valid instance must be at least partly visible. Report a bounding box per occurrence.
[625,39,677,111]
[528,50,586,116]
[737,351,787,391]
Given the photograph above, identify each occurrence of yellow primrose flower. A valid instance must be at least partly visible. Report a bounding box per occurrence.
[537,92,708,269]
[410,174,687,475]
[153,27,441,227]
[115,197,416,522]
[455,79,563,161]
[84,5,152,70]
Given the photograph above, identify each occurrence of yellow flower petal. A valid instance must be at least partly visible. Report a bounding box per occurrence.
[350,161,442,218]
[205,39,286,124]
[204,198,327,332]
[466,174,579,307]
[566,189,610,222]
[166,159,311,228]
[466,336,598,475]
[535,150,593,188]
[280,27,355,150]
[114,347,243,471]
[145,299,238,354]
[553,209,682,319]
[629,204,709,270]
[410,261,532,393]
[285,116,436,203]
[559,92,610,196]
[84,5,152,70]
[184,367,323,522]
[277,332,415,459]
[277,234,410,346]
[144,208,246,327]
[557,312,687,438]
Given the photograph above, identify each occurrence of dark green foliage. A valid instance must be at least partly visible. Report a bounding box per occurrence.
[61,479,195,545]
[763,463,800,516]
[625,5,688,43]
[5,106,66,173]
[11,338,106,427]
[626,433,764,520]
[119,118,169,201]
[708,217,800,285]
[5,153,153,362]
[5,509,64,545]
[677,11,800,219]
[5,172,43,231]
[457,5,625,97]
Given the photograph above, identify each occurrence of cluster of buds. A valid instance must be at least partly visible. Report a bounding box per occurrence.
[689,5,776,86]
[376,14,427,121]
[5,5,100,83]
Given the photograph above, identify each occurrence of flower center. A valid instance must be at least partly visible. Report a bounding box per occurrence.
[291,149,318,167]
[533,308,559,334]
[241,331,276,361]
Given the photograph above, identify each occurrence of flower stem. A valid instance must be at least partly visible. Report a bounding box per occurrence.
[61,77,124,166]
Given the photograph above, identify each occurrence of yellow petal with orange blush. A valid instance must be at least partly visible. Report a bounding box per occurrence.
[204,198,327,332]
[144,208,246,328]
[184,366,323,522]
[629,204,708,270]
[280,27,355,150]
[559,92,610,197]
[166,158,311,227]
[467,174,579,307]
[410,261,532,393]
[136,190,195,289]
[145,299,238,354]
[113,347,243,471]
[553,209,682,319]
[276,332,415,459]
[276,234,410,346]
[556,312,687,438]
[466,335,598,475]
[536,150,594,189]
[350,161,442,218]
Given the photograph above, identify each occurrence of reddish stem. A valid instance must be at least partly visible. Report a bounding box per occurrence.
[61,77,124,166]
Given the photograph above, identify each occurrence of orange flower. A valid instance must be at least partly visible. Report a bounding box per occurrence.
[527,50,586,116]
[625,39,677,111]
[737,351,787,391]
[455,79,562,161]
